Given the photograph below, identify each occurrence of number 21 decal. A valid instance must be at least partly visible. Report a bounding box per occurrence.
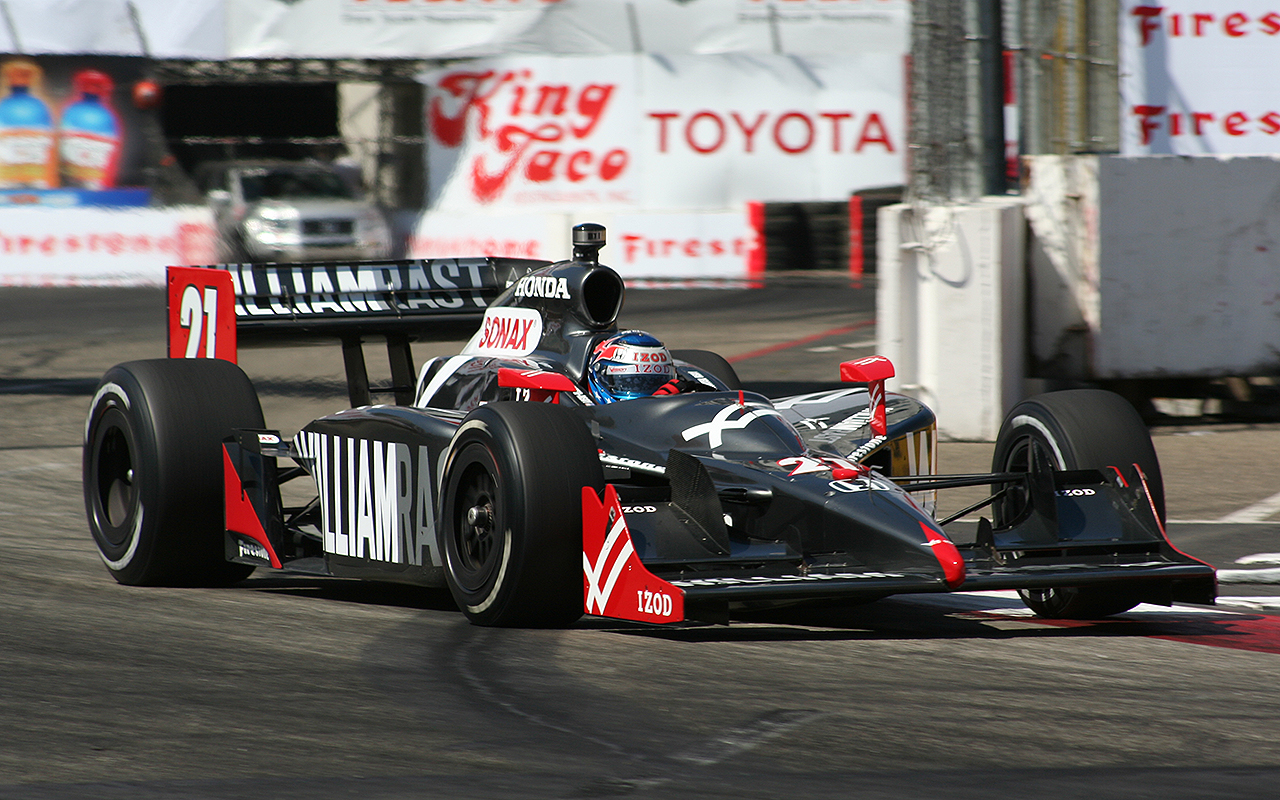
[167,266,237,362]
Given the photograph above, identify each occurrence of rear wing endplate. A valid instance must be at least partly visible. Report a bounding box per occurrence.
[167,257,548,406]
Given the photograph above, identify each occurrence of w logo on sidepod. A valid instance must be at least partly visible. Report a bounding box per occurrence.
[582,485,684,623]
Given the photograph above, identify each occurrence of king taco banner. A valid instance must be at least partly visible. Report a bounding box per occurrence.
[422,53,905,213]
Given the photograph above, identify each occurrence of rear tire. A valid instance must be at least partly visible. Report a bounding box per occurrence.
[671,348,742,390]
[84,359,263,586]
[991,389,1163,619]
[440,402,604,627]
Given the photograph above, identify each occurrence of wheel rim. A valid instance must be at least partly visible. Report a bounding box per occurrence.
[996,435,1034,525]
[90,409,139,549]
[996,430,1064,526]
[449,449,504,594]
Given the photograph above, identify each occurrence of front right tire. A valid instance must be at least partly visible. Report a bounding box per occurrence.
[991,389,1163,619]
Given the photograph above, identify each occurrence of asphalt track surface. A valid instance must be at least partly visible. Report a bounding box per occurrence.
[3,279,1280,799]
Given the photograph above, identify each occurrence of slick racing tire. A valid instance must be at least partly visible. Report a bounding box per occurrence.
[441,402,604,627]
[992,389,1164,619]
[671,349,742,391]
[84,359,264,587]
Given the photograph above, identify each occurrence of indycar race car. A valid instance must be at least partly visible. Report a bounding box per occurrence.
[83,223,1216,627]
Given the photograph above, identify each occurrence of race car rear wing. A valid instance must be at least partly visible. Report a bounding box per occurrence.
[167,257,549,405]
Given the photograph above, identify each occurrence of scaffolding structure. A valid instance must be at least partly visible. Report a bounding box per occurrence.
[152,58,426,209]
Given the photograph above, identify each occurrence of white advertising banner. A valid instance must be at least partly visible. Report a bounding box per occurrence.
[0,206,217,286]
[407,209,758,280]
[407,212,567,262]
[0,0,225,58]
[3,0,907,60]
[606,210,759,280]
[423,53,904,213]
[226,0,906,60]
[1120,0,1280,154]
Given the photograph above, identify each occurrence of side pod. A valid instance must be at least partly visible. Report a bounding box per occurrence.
[582,485,685,624]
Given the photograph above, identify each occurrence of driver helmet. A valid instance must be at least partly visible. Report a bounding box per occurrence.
[586,330,674,404]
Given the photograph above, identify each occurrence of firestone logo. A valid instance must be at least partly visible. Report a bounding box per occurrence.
[429,68,626,203]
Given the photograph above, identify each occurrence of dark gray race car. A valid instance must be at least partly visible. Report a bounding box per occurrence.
[83,224,1216,627]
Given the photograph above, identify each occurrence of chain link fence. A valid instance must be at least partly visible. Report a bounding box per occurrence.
[909,0,1121,203]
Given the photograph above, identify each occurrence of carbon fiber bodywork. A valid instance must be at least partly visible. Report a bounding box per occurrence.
[217,238,1214,625]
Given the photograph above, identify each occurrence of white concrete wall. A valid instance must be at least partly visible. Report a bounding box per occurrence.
[878,199,1025,441]
[1025,154,1280,380]
[1022,156,1099,381]
[1096,155,1280,378]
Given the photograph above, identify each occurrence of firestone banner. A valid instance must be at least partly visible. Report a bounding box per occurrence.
[1121,0,1280,154]
[0,207,217,286]
[423,53,904,213]
[407,210,758,279]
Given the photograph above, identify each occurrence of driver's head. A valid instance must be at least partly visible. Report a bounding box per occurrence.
[586,330,674,404]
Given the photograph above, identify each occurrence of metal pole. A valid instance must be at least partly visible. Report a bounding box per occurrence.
[977,0,1007,194]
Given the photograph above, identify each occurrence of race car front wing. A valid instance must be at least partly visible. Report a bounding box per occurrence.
[581,462,1216,625]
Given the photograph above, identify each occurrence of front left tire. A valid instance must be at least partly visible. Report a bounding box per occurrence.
[440,402,604,627]
[84,359,263,586]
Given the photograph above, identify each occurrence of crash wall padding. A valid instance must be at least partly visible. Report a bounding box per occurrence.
[1024,154,1280,380]
[877,198,1025,442]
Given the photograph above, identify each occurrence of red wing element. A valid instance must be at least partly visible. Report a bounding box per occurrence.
[223,445,282,568]
[841,355,896,437]
[497,367,577,403]
[1130,462,1166,538]
[168,266,237,362]
[920,520,965,589]
[582,485,685,624]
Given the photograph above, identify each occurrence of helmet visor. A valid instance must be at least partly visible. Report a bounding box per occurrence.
[602,365,673,400]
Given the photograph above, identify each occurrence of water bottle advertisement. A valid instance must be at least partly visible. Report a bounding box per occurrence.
[0,56,150,207]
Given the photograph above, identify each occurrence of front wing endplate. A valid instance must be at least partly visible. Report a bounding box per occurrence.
[582,485,685,624]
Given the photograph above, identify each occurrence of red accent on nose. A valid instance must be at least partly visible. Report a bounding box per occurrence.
[921,520,965,589]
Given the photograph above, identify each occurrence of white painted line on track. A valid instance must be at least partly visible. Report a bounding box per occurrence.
[1218,490,1280,523]
[1168,519,1280,525]
[1219,567,1280,584]
[1216,596,1280,612]
[951,517,1280,526]
[805,340,877,354]
[959,589,1254,616]
[1236,553,1280,566]
[673,709,825,766]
